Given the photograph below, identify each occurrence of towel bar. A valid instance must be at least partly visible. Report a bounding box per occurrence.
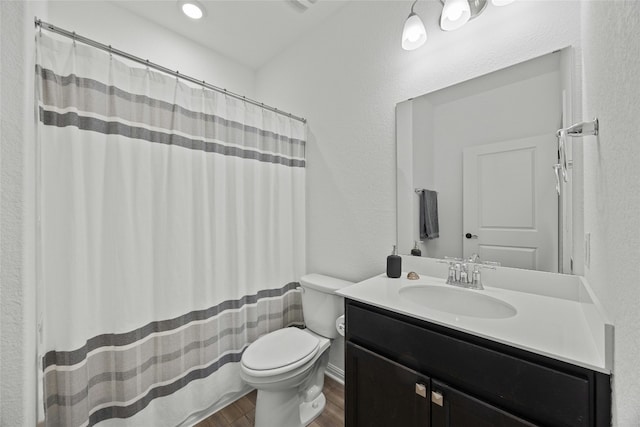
[557,118,599,138]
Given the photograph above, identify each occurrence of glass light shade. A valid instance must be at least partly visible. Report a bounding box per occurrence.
[492,0,514,5]
[182,2,203,19]
[440,0,471,31]
[402,13,427,51]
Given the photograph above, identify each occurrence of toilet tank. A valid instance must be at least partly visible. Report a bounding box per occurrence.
[299,274,353,339]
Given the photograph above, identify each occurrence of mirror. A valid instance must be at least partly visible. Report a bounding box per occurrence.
[396,49,580,274]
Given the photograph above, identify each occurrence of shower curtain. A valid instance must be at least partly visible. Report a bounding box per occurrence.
[36,33,305,426]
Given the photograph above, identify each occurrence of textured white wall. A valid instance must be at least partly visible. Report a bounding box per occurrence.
[48,1,256,96]
[256,0,581,281]
[1,1,47,425]
[1,3,4,415]
[581,2,640,425]
[255,0,581,381]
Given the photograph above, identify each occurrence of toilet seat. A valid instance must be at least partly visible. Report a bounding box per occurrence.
[242,328,320,377]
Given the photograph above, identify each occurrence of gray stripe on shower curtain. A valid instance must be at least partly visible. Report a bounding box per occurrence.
[39,109,306,168]
[37,66,306,163]
[43,283,303,427]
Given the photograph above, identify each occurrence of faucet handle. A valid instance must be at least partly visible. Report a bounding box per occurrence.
[446,264,456,284]
[471,264,484,289]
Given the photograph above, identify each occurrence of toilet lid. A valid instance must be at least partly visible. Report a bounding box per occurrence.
[242,328,320,371]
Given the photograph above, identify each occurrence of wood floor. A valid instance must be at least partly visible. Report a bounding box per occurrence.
[195,376,345,427]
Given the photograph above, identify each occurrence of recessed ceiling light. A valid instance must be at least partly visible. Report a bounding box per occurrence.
[178,1,206,20]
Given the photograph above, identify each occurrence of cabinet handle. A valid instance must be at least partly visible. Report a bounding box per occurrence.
[431,391,444,407]
[415,383,427,398]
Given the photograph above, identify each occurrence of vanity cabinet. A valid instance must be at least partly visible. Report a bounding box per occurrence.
[345,300,611,427]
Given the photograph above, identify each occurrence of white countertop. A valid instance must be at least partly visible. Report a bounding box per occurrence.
[337,267,612,374]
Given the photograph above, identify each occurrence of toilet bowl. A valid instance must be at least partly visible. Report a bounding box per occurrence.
[240,274,353,427]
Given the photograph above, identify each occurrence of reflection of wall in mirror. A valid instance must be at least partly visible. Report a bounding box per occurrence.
[405,52,563,268]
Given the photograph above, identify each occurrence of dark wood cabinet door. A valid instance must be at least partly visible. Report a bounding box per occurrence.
[346,342,430,427]
[431,380,538,427]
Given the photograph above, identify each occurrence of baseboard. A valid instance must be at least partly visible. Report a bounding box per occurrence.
[325,363,344,385]
[179,385,254,427]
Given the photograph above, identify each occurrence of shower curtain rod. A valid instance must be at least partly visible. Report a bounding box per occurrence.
[34,18,307,124]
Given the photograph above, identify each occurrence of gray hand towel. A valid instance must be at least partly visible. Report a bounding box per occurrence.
[419,190,439,240]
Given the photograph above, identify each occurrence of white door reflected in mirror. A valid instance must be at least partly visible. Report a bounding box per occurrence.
[462,135,558,272]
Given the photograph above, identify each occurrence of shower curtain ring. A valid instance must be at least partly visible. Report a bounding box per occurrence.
[72,31,76,46]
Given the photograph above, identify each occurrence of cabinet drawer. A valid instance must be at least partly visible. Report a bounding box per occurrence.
[347,302,591,427]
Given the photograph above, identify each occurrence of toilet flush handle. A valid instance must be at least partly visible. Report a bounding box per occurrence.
[297,286,305,293]
[336,315,346,336]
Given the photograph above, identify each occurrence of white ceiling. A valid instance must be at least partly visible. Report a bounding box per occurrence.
[113,0,350,69]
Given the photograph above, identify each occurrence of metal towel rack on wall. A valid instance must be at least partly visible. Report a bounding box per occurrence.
[553,118,599,194]
[557,118,599,138]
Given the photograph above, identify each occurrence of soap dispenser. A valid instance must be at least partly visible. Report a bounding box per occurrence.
[386,245,402,278]
[411,241,422,256]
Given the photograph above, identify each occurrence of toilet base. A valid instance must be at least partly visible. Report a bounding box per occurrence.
[254,389,326,427]
[254,387,303,427]
[252,350,330,427]
[300,393,326,426]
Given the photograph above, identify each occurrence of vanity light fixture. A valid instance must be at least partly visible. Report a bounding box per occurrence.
[402,0,513,50]
[401,0,427,51]
[178,0,206,20]
[492,0,515,6]
[440,0,471,31]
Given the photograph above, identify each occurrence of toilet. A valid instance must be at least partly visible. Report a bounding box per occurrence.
[240,274,352,427]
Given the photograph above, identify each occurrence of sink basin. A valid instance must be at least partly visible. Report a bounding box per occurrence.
[399,285,517,319]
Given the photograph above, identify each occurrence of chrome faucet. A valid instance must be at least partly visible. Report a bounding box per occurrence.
[438,256,499,290]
